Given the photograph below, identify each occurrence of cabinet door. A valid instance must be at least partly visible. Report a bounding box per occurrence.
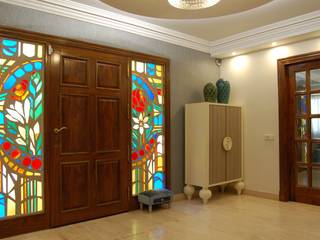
[209,105,226,184]
[226,107,242,181]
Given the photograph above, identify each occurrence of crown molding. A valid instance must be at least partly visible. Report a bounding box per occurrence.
[210,10,320,57]
[1,0,320,58]
[0,0,211,53]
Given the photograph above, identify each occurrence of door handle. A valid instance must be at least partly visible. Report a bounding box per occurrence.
[53,126,68,134]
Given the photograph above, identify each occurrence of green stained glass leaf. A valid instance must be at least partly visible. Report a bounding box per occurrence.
[35,93,42,108]
[36,134,42,153]
[34,104,42,120]
[7,120,17,130]
[36,81,42,92]
[31,72,41,85]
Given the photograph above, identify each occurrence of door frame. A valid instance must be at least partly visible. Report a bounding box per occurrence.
[0,26,170,237]
[278,51,320,202]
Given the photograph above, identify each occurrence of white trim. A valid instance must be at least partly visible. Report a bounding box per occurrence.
[0,0,211,53]
[210,10,320,57]
[1,0,320,57]
[244,189,278,201]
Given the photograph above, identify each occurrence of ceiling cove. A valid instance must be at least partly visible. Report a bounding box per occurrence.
[1,0,320,58]
[99,0,272,19]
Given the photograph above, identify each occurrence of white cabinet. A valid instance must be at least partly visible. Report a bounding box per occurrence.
[184,103,245,203]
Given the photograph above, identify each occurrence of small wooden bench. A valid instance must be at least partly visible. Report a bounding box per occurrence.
[138,189,173,213]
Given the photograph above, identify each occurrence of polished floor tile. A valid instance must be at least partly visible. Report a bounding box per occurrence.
[5,194,320,240]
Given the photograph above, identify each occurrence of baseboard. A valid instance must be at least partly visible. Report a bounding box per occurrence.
[244,189,279,200]
[173,193,186,201]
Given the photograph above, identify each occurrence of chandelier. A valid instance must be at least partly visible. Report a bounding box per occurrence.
[168,0,220,10]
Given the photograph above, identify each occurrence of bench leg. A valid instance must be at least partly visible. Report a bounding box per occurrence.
[148,205,152,213]
[140,203,143,210]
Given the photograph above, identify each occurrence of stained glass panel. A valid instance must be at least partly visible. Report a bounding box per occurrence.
[0,37,44,219]
[131,60,166,196]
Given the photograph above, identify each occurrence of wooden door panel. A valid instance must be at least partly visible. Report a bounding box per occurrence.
[60,94,90,154]
[226,107,242,181]
[62,57,88,87]
[209,105,226,184]
[96,62,120,89]
[61,162,89,211]
[96,97,120,152]
[96,159,121,205]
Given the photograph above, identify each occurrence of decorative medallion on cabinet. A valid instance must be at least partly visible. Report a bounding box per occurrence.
[184,103,245,204]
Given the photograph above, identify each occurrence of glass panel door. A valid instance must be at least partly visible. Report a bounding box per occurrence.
[311,67,320,193]
[295,66,320,192]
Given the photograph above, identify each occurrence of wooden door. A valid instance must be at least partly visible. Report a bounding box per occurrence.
[288,61,320,205]
[49,45,129,226]
[226,106,242,181]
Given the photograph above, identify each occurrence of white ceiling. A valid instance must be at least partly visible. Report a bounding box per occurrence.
[73,0,320,41]
[2,0,320,57]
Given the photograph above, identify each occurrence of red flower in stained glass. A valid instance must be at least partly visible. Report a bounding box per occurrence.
[32,159,42,170]
[3,142,11,151]
[132,89,147,112]
[132,152,138,161]
[145,144,150,151]
[139,150,145,156]
[22,157,31,167]
[11,150,20,159]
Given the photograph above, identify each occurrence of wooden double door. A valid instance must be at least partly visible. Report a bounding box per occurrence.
[209,104,242,185]
[48,44,129,226]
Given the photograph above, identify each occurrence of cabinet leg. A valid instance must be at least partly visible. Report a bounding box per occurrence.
[220,184,227,193]
[140,203,143,210]
[199,187,212,204]
[148,205,152,213]
[184,185,195,200]
[234,181,245,195]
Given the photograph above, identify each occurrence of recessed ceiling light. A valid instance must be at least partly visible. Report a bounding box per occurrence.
[272,42,278,47]
[168,0,220,10]
[232,52,237,56]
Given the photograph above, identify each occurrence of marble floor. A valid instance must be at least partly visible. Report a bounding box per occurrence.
[5,193,320,240]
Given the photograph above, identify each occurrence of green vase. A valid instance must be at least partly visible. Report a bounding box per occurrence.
[216,79,230,104]
[203,82,217,102]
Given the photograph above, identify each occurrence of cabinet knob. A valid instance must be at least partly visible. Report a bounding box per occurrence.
[223,137,233,151]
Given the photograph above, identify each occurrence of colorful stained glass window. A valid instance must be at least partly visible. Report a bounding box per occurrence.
[131,61,166,196]
[0,37,44,219]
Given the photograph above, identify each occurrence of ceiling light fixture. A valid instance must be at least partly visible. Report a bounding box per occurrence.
[168,0,220,10]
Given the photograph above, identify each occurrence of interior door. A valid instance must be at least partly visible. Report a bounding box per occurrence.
[49,44,129,226]
[289,61,320,205]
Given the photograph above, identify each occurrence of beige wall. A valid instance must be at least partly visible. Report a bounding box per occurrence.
[221,38,320,195]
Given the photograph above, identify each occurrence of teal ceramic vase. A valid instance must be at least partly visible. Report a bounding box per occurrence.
[216,79,230,104]
[203,82,217,102]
